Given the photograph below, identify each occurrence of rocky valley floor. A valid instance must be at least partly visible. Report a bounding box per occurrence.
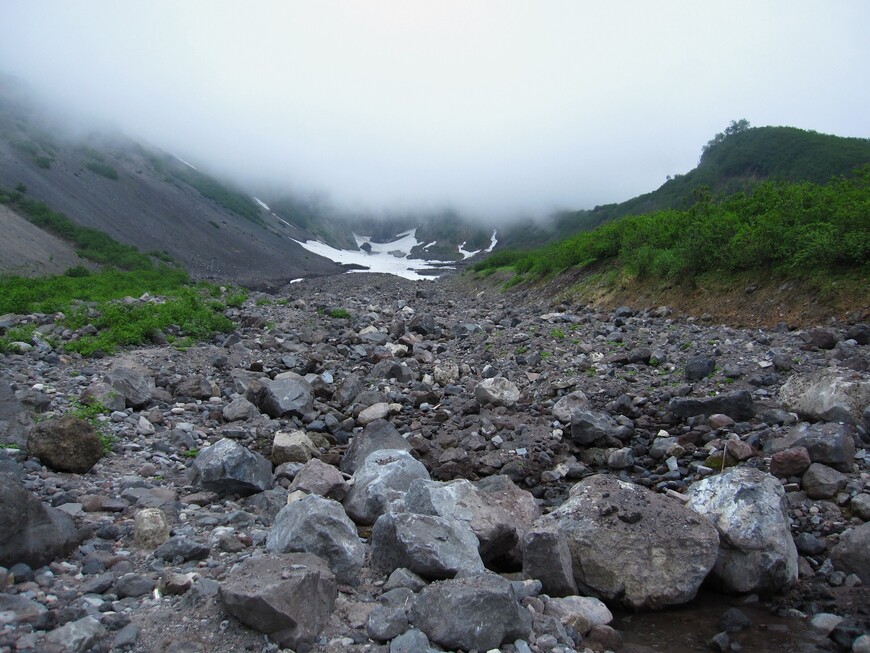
[1,272,869,653]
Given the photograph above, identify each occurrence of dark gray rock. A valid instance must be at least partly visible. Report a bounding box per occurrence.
[114,573,156,598]
[219,553,336,650]
[288,458,349,500]
[570,409,618,445]
[187,438,272,497]
[154,536,211,562]
[333,373,363,407]
[371,512,485,580]
[221,396,260,422]
[802,463,848,499]
[774,422,856,473]
[105,360,154,408]
[685,355,716,380]
[340,419,412,475]
[0,379,34,447]
[522,519,577,597]
[830,522,870,583]
[409,574,532,651]
[265,494,364,584]
[247,373,314,418]
[552,391,590,424]
[669,390,756,421]
[27,414,103,473]
[550,474,719,609]
[0,473,83,568]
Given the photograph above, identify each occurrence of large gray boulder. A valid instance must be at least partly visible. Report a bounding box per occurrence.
[265,494,364,584]
[687,467,798,594]
[780,368,870,424]
[550,475,719,610]
[340,419,412,475]
[409,574,532,651]
[405,475,540,565]
[105,359,154,409]
[343,449,430,525]
[770,422,856,473]
[187,438,272,497]
[830,522,870,583]
[371,512,485,580]
[669,390,756,421]
[474,376,520,407]
[247,373,314,418]
[0,473,83,568]
[219,553,336,650]
[27,415,103,473]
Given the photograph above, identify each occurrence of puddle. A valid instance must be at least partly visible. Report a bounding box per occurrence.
[612,591,828,652]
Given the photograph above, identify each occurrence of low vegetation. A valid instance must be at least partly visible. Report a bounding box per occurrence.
[84,161,120,180]
[473,165,870,284]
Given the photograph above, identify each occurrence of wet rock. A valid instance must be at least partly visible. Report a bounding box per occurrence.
[802,463,848,499]
[133,507,171,548]
[27,414,104,473]
[550,474,718,609]
[105,359,155,408]
[219,553,336,650]
[830,522,870,583]
[187,438,272,497]
[288,458,349,500]
[669,390,756,421]
[687,467,798,594]
[0,473,83,568]
[247,373,314,418]
[543,595,613,635]
[371,511,485,580]
[265,494,364,584]
[344,449,430,525]
[409,574,532,651]
[474,376,520,407]
[340,418,413,475]
[780,368,870,423]
[719,607,751,632]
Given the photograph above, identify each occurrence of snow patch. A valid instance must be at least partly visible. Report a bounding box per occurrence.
[253,197,271,211]
[174,155,198,170]
[486,230,498,252]
[457,241,481,260]
[289,278,304,284]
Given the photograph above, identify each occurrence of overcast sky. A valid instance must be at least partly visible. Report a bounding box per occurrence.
[1,1,868,221]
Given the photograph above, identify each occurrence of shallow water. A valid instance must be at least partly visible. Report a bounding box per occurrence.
[613,591,828,653]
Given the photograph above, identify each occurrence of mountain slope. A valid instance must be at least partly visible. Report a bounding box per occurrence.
[0,77,343,287]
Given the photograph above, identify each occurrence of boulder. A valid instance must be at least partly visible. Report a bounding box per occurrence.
[552,391,590,424]
[780,368,870,424]
[222,396,260,422]
[265,494,364,584]
[133,508,171,549]
[522,519,578,597]
[405,475,540,565]
[802,463,848,499]
[27,414,103,473]
[570,410,618,445]
[668,390,756,421]
[686,467,798,594]
[187,438,272,497]
[371,512,485,580]
[0,473,83,568]
[685,355,716,380]
[543,595,613,636]
[247,373,314,418]
[340,419,412,475]
[550,474,718,609]
[830,522,870,583]
[271,430,318,465]
[344,449,430,525]
[409,574,532,651]
[772,422,855,473]
[0,379,35,447]
[219,553,336,650]
[173,375,214,400]
[474,376,520,407]
[288,458,349,501]
[78,381,125,412]
[105,359,154,408]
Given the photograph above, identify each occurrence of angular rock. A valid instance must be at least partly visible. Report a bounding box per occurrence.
[358,402,390,426]
[105,359,154,408]
[474,376,520,407]
[288,458,349,501]
[687,467,798,594]
[780,368,870,424]
[685,355,716,380]
[550,475,718,609]
[522,519,578,597]
[371,512,485,580]
[552,391,590,424]
[544,595,613,636]
[669,390,756,421]
[133,508,171,549]
[271,430,318,465]
[344,449,430,525]
[42,616,106,653]
[570,410,618,445]
[266,494,364,584]
[405,475,540,565]
[187,438,272,497]
[0,473,83,568]
[333,373,363,407]
[802,463,848,499]
[79,381,125,412]
[222,396,260,422]
[774,422,856,473]
[830,523,870,583]
[174,375,214,400]
[247,373,314,419]
[0,379,35,447]
[219,553,336,650]
[154,536,211,562]
[340,418,412,475]
[27,414,103,474]
[409,574,532,651]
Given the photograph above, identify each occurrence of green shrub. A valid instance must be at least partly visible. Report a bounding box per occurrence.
[85,161,120,180]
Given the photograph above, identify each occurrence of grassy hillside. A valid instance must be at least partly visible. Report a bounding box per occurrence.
[473,165,870,285]
[498,123,870,249]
